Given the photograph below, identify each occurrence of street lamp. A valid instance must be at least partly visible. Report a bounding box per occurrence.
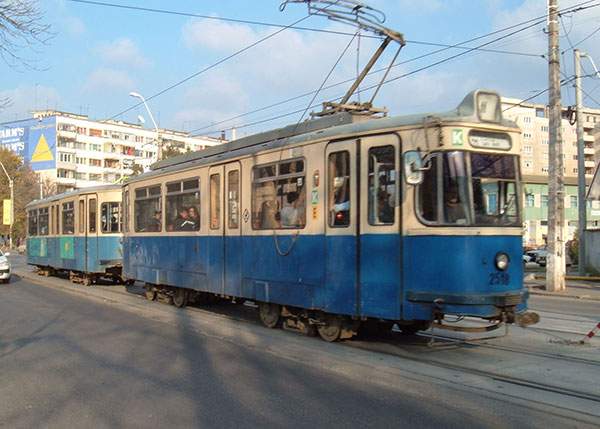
[129,91,162,161]
[0,160,14,249]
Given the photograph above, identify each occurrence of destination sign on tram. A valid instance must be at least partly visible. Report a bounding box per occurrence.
[469,131,512,150]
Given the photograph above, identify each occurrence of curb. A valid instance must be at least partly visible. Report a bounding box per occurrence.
[532,274,600,283]
[527,288,600,302]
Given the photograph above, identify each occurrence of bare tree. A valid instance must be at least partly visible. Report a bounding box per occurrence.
[0,0,51,69]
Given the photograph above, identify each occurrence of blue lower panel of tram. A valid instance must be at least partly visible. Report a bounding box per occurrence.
[124,234,526,321]
[27,236,122,274]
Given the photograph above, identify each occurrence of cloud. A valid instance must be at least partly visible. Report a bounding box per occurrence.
[64,15,86,36]
[95,38,151,69]
[83,68,135,93]
[0,85,61,121]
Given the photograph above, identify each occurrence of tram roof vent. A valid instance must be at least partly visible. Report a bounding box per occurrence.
[151,112,359,171]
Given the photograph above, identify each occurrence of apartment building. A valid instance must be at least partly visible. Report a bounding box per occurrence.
[0,110,224,194]
[502,98,600,246]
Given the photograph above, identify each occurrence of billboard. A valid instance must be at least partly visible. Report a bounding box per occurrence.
[0,117,56,171]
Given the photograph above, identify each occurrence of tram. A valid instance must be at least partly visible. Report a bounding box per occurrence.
[26,185,125,285]
[122,89,530,341]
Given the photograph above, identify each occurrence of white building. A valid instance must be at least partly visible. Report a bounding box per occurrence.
[0,110,225,194]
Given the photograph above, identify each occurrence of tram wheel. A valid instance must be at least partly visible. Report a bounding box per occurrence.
[259,303,281,328]
[82,275,92,287]
[144,288,157,301]
[317,317,342,342]
[173,288,189,308]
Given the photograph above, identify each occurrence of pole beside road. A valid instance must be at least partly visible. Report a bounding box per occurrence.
[574,49,587,276]
[547,0,566,292]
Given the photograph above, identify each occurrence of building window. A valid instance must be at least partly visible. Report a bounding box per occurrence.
[328,152,351,227]
[101,202,121,233]
[541,220,548,226]
[62,202,75,235]
[523,117,532,123]
[541,125,549,132]
[368,146,396,225]
[523,145,533,153]
[252,159,306,230]
[165,178,200,232]
[541,195,549,208]
[523,133,532,139]
[526,194,535,207]
[536,108,545,118]
[134,186,162,232]
[542,167,549,173]
[570,195,578,208]
[89,198,97,233]
[524,160,533,169]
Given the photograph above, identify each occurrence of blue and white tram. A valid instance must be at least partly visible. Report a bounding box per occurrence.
[123,90,531,341]
[26,185,125,285]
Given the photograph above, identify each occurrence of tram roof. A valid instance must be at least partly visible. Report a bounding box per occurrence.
[26,184,122,208]
[126,89,518,184]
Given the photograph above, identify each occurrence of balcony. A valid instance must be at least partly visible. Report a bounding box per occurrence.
[584,147,595,155]
[585,160,596,168]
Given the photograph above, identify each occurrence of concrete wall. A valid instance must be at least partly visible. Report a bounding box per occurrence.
[584,229,600,275]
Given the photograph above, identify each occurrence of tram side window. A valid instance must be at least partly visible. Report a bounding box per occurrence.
[368,146,396,225]
[328,151,350,227]
[38,207,49,236]
[62,202,75,235]
[102,202,121,233]
[123,190,129,233]
[28,209,39,236]
[166,178,200,232]
[50,205,56,235]
[134,186,162,232]
[78,200,85,234]
[210,174,221,230]
[252,159,306,230]
[419,155,439,223]
[228,171,240,229]
[89,198,97,233]
[54,204,59,235]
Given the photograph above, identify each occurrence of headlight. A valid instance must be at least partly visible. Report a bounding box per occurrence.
[495,253,510,271]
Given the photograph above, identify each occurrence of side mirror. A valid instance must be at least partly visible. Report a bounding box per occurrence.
[404,151,425,185]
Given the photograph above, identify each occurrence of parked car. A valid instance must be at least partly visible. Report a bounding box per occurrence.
[537,251,571,267]
[0,249,11,284]
[526,248,547,263]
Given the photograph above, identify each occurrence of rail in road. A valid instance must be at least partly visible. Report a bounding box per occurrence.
[11,265,600,426]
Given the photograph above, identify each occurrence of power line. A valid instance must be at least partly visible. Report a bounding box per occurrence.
[65,0,541,58]
[107,8,317,120]
[190,1,600,135]
[201,17,551,135]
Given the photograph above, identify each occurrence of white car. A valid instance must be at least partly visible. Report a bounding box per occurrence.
[0,250,11,284]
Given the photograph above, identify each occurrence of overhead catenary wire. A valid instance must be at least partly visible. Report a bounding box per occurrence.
[69,0,600,127]
[189,1,600,135]
[199,15,552,135]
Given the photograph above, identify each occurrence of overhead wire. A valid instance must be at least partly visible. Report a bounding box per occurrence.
[190,1,600,135]
[68,0,600,128]
[199,15,551,135]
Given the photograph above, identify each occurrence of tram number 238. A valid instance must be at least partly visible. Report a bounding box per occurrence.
[489,272,510,286]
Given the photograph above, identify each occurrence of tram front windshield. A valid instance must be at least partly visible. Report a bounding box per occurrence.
[418,151,520,227]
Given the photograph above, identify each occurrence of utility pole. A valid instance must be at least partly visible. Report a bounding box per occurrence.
[574,49,587,275]
[0,160,14,250]
[547,0,566,291]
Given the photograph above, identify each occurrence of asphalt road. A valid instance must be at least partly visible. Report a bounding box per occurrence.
[1,276,595,428]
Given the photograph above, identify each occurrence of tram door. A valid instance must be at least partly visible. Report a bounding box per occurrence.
[359,134,402,320]
[325,140,359,315]
[77,196,88,272]
[208,162,242,295]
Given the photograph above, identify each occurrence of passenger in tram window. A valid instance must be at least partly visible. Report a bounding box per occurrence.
[377,190,394,224]
[188,206,200,230]
[260,199,280,229]
[148,210,162,232]
[444,189,467,224]
[280,192,300,227]
[174,207,196,231]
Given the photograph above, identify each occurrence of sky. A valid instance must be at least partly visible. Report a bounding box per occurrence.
[2,0,600,139]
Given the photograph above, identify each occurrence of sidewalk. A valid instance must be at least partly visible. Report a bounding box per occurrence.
[525,273,600,301]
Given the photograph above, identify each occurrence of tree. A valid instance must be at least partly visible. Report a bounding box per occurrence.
[0,148,40,241]
[0,0,51,69]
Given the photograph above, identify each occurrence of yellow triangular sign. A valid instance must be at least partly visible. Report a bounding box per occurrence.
[31,134,54,162]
